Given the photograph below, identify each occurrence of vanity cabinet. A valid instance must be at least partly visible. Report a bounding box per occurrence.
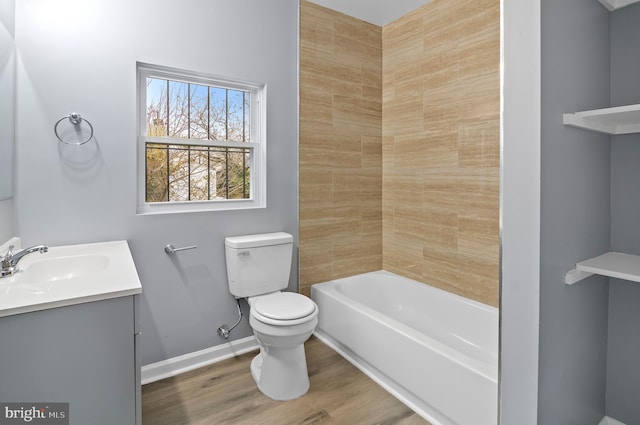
[0,295,140,425]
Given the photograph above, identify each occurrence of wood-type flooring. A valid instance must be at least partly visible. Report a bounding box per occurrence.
[142,337,430,425]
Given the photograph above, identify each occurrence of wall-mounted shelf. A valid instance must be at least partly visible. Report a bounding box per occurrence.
[565,252,640,285]
[563,104,640,134]
[598,0,640,11]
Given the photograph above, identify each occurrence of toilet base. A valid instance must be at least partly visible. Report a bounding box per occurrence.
[250,344,310,401]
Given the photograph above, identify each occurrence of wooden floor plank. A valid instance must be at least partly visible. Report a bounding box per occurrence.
[142,337,430,425]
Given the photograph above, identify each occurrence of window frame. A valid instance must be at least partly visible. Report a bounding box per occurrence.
[136,62,266,215]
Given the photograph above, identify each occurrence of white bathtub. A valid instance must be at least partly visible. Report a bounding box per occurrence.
[310,270,498,425]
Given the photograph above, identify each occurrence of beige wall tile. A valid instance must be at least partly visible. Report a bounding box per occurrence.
[299,1,383,292]
[382,0,500,307]
[300,0,499,307]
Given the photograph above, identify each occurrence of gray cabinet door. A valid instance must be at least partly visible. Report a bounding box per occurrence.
[0,297,136,425]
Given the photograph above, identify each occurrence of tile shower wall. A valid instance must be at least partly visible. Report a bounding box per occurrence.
[299,0,499,307]
[382,0,500,306]
[299,1,383,296]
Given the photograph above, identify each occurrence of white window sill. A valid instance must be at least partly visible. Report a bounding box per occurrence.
[137,199,266,215]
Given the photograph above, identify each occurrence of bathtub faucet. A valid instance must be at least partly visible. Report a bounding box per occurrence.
[0,245,49,278]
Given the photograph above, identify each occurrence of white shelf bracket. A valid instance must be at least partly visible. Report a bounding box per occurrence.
[565,268,594,285]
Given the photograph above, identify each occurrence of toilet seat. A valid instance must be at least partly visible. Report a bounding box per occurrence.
[251,292,317,326]
[254,292,316,320]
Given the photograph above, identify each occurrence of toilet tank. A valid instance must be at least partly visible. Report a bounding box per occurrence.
[225,232,294,298]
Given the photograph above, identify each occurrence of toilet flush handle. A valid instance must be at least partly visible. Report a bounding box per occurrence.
[237,251,250,257]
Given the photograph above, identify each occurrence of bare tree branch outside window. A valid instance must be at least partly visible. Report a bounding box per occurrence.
[145,77,251,203]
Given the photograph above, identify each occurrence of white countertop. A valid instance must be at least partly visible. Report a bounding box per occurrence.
[0,240,142,317]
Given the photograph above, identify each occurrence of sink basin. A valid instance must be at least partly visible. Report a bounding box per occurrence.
[19,254,111,284]
[0,240,142,317]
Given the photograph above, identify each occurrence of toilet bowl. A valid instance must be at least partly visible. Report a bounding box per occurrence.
[247,292,318,400]
[224,232,319,401]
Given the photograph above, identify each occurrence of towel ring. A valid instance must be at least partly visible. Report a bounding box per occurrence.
[54,113,94,145]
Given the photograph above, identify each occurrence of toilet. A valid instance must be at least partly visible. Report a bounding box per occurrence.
[224,232,318,400]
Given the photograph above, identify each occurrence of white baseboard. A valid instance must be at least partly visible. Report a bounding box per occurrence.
[599,416,626,425]
[141,335,259,385]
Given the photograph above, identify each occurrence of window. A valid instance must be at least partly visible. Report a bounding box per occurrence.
[137,63,266,214]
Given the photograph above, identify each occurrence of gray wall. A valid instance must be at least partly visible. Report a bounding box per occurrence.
[14,0,299,366]
[0,199,13,244]
[0,0,14,242]
[539,0,611,423]
[607,3,640,423]
[0,0,13,204]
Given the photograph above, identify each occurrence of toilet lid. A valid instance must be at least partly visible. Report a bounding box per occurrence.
[253,292,316,320]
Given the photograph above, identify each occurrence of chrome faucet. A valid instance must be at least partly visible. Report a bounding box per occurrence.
[0,245,49,278]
